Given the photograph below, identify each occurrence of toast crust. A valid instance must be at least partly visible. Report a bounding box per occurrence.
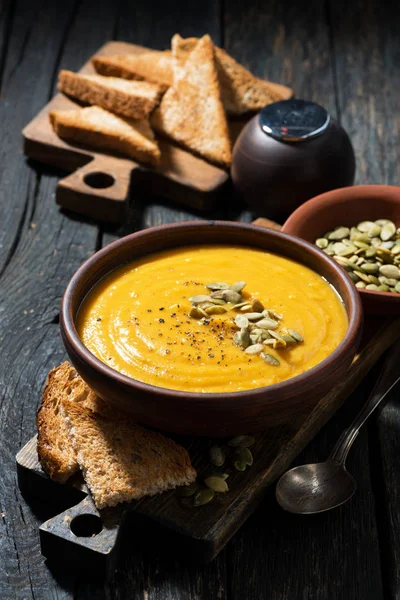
[36,362,109,482]
[37,362,196,506]
[58,70,163,119]
[50,106,160,166]
[62,399,196,509]
[92,51,173,90]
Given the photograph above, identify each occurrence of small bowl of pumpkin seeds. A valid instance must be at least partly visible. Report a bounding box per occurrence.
[282,185,400,313]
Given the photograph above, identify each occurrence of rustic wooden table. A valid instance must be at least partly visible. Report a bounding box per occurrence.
[1,0,400,598]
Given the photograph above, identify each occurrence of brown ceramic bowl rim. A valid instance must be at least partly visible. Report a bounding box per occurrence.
[61,220,362,401]
[282,184,400,301]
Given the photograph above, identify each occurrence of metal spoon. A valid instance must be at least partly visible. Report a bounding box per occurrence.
[276,341,400,514]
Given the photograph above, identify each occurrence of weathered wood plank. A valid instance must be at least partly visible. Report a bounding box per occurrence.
[330,0,400,185]
[223,1,384,598]
[0,1,118,598]
[330,0,400,597]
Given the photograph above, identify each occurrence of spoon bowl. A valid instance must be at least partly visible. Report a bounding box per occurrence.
[275,460,357,514]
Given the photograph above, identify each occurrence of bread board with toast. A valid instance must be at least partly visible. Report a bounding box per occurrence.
[22,41,292,222]
[16,218,400,573]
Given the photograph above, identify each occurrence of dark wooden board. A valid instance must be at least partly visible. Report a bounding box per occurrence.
[2,0,399,598]
[16,310,400,571]
[22,40,292,222]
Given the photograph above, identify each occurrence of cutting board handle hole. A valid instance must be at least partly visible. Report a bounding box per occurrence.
[84,172,115,189]
[70,514,103,537]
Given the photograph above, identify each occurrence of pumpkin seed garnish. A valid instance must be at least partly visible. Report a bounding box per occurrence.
[222,290,242,303]
[189,294,212,303]
[228,435,255,448]
[230,281,246,293]
[287,329,304,343]
[194,488,215,506]
[206,282,229,290]
[256,318,279,330]
[252,298,265,312]
[261,352,280,366]
[210,445,225,467]
[244,343,264,354]
[189,306,208,319]
[240,326,251,348]
[235,314,249,328]
[204,305,227,315]
[239,304,253,312]
[243,312,264,321]
[204,476,229,493]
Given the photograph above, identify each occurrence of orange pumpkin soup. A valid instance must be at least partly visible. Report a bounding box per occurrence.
[77,245,348,393]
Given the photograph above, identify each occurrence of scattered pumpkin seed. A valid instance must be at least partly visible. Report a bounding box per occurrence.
[261,352,280,366]
[235,447,254,466]
[204,476,229,493]
[228,435,256,448]
[233,460,247,471]
[316,238,329,249]
[209,445,225,467]
[194,488,215,506]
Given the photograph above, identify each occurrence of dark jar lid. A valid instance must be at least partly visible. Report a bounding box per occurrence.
[259,99,330,143]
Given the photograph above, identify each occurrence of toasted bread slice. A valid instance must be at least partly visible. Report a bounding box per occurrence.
[49,106,160,166]
[151,35,231,168]
[36,362,109,483]
[92,51,173,90]
[61,399,196,509]
[58,70,163,119]
[171,34,292,115]
[214,46,289,114]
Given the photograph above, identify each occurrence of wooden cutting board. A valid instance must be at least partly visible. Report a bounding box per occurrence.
[16,218,400,574]
[22,41,292,222]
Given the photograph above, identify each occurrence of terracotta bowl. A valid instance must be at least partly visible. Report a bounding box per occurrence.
[60,221,362,436]
[282,185,400,314]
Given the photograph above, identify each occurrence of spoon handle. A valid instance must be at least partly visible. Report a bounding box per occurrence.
[330,340,400,465]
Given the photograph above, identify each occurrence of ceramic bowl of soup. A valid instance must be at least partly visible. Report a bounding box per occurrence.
[282,185,400,314]
[60,221,362,436]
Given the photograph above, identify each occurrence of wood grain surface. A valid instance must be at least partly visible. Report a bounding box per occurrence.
[15,312,400,572]
[1,0,399,598]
